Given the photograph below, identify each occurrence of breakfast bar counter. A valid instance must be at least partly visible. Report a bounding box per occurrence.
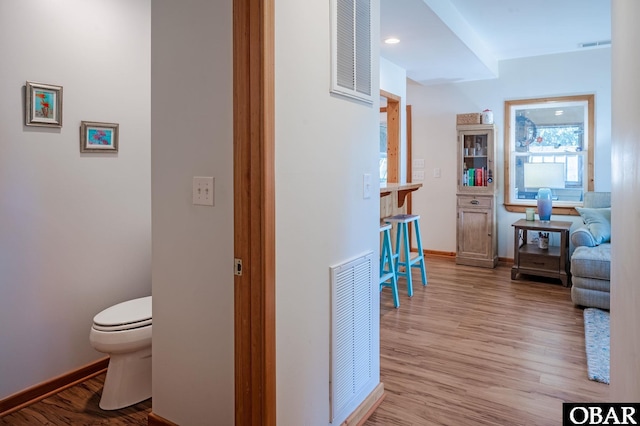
[380,182,422,218]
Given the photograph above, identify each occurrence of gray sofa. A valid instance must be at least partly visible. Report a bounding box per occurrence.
[570,192,611,310]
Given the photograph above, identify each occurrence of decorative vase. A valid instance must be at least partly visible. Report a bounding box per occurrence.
[537,187,553,221]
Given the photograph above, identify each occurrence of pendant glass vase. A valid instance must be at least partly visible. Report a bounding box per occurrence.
[537,187,553,221]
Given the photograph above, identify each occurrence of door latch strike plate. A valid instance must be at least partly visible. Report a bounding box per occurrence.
[234,258,243,276]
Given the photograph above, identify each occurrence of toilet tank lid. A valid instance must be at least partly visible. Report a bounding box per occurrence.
[93,296,152,327]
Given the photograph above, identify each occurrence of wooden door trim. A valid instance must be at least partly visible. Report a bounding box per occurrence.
[406,105,415,248]
[381,90,400,183]
[233,0,276,424]
[406,105,413,189]
[380,89,400,102]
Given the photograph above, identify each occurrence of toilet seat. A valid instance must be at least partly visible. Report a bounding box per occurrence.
[92,296,152,332]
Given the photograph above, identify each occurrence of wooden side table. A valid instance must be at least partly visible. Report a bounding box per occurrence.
[511,219,573,287]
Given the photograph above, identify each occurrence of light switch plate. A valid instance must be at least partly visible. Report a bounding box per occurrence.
[193,177,214,206]
[412,171,425,181]
[363,173,372,199]
[413,158,425,169]
[433,168,441,178]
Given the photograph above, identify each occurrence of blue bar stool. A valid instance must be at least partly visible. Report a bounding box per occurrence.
[384,214,427,297]
[380,222,400,308]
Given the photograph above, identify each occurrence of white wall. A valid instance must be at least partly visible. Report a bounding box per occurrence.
[380,58,408,182]
[407,48,611,257]
[150,1,234,424]
[275,0,381,424]
[611,0,640,401]
[0,0,151,400]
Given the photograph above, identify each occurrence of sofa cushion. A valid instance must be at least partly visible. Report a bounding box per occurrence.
[571,244,611,281]
[575,207,611,245]
[571,276,611,293]
[571,283,610,310]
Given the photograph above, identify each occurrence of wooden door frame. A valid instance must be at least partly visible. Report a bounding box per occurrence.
[381,90,400,183]
[381,95,417,248]
[406,105,417,250]
[406,104,413,203]
[233,0,276,425]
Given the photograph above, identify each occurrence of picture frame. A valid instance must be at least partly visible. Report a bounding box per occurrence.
[80,121,119,153]
[25,81,63,127]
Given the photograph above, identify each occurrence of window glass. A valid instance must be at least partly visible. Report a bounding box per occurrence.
[504,95,594,212]
[379,122,387,184]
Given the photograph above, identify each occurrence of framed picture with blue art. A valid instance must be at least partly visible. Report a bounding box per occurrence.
[80,121,119,153]
[25,81,63,127]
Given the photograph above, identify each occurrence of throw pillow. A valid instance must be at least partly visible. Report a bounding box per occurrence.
[575,207,611,245]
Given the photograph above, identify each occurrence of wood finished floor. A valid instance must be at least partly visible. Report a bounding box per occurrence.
[1,257,609,425]
[366,256,610,426]
[0,374,151,425]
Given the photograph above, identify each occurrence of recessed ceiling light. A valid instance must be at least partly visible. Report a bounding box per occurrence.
[555,110,564,116]
[384,38,400,45]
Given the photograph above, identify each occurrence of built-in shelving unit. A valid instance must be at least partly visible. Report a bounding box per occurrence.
[456,124,498,268]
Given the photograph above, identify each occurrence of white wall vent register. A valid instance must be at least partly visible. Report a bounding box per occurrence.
[330,0,372,104]
[329,252,374,423]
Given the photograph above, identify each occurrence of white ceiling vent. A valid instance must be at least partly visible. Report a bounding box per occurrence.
[331,0,373,104]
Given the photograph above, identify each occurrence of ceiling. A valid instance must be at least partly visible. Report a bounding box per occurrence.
[380,0,612,85]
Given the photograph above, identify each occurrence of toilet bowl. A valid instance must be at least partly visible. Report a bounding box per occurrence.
[89,296,152,410]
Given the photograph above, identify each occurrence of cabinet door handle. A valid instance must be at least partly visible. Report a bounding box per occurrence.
[470,200,479,205]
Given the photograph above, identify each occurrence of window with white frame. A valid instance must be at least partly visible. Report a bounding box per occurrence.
[504,95,594,213]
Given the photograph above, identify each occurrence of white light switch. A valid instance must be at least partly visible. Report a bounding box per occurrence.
[363,173,372,199]
[412,171,425,181]
[193,177,214,206]
[433,168,441,178]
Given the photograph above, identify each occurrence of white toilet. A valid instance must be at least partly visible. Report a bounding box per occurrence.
[89,296,152,410]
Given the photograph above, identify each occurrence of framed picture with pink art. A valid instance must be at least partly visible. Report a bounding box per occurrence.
[25,81,63,127]
[80,121,119,153]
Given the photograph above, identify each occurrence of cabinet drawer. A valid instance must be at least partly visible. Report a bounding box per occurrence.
[519,254,559,271]
[457,196,493,208]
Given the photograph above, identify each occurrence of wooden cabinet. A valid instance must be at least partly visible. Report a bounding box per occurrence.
[456,195,497,268]
[456,124,498,268]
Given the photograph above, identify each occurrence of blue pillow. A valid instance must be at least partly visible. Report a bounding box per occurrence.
[575,207,611,245]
